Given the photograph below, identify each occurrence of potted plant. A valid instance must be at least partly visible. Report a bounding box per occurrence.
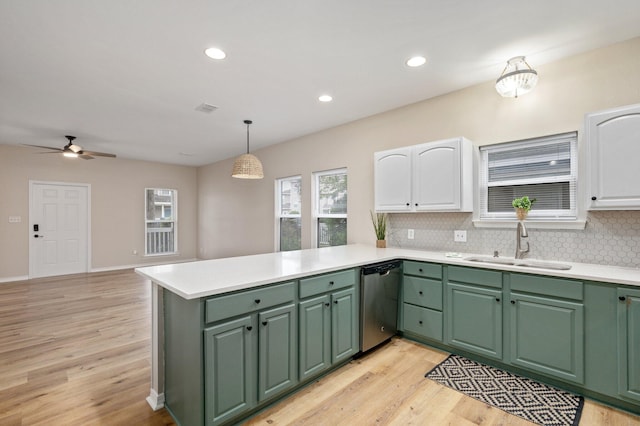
[370,211,388,248]
[512,196,536,220]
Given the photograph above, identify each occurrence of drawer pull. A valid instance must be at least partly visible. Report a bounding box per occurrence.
[329,281,335,285]
[418,320,423,325]
[262,321,268,326]
[246,326,253,331]
[418,268,423,273]
[619,296,626,302]
[254,299,261,304]
[419,291,423,295]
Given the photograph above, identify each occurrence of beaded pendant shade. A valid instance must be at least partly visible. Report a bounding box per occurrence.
[495,56,538,98]
[232,119,264,179]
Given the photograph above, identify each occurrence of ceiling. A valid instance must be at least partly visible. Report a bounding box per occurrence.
[1,1,640,167]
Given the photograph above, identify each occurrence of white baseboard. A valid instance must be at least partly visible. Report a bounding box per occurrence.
[146,389,165,410]
[0,275,29,283]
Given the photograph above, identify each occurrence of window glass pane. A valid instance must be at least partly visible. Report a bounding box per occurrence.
[279,178,301,216]
[317,218,347,248]
[145,188,177,255]
[488,182,570,212]
[317,173,347,215]
[279,218,301,251]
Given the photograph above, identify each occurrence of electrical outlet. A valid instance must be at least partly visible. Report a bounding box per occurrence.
[8,216,21,223]
[408,229,414,239]
[454,230,467,242]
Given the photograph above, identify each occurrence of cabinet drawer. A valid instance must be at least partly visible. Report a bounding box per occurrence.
[205,281,295,324]
[403,261,442,279]
[403,303,443,341]
[299,269,356,299]
[448,265,502,289]
[403,276,442,310]
[510,273,583,301]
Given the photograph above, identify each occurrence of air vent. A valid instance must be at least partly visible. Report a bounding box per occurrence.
[195,103,218,113]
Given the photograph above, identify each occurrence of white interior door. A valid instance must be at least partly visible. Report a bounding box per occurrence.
[30,182,89,278]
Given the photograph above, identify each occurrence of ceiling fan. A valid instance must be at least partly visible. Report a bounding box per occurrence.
[26,135,116,160]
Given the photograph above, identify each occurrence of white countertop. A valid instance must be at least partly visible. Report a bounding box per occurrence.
[135,244,640,299]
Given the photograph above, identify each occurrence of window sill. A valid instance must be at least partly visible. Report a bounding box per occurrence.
[144,252,180,257]
[472,219,586,230]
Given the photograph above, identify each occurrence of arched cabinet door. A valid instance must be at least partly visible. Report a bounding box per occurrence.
[374,147,413,212]
[586,103,640,210]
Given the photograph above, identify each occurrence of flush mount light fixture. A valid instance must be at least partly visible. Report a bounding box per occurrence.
[406,56,427,67]
[232,120,264,179]
[204,47,226,60]
[318,94,333,103]
[495,56,538,98]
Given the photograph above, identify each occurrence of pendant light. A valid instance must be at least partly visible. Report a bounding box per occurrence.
[232,119,264,179]
[495,56,538,98]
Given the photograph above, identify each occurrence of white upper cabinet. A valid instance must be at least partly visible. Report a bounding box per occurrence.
[586,103,640,210]
[374,137,474,212]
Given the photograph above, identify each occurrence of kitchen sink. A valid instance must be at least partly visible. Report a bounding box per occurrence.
[464,256,572,270]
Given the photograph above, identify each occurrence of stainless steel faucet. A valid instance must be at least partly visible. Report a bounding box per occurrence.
[515,221,530,259]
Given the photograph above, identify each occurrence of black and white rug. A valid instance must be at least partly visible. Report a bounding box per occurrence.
[425,354,584,426]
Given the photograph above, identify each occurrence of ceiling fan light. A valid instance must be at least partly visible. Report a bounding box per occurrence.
[232,119,264,179]
[495,56,538,98]
[63,151,79,158]
[69,144,82,153]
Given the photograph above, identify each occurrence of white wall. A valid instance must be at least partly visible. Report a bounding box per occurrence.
[197,36,640,260]
[0,144,197,280]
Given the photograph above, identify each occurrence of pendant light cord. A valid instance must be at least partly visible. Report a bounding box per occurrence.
[244,119,252,154]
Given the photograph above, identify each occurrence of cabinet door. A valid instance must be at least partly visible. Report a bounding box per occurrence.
[446,283,502,359]
[413,139,461,211]
[510,293,584,384]
[204,316,255,426]
[618,288,640,402]
[374,147,412,211]
[258,304,297,402]
[586,103,640,209]
[331,288,358,364]
[299,295,331,380]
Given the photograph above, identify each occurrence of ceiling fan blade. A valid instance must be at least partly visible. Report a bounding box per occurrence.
[79,154,95,160]
[24,144,64,152]
[81,150,116,158]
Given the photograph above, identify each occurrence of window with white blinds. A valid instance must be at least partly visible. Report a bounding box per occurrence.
[479,132,578,220]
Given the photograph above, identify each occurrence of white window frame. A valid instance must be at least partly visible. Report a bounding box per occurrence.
[474,132,586,230]
[275,175,302,252]
[145,188,178,256]
[312,168,347,247]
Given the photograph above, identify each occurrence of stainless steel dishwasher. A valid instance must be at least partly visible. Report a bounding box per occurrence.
[360,260,402,352]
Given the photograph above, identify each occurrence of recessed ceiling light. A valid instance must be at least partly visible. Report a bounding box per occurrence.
[204,47,226,60]
[406,56,427,67]
[318,95,333,102]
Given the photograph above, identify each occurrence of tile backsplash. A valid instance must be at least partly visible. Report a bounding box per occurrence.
[388,211,640,268]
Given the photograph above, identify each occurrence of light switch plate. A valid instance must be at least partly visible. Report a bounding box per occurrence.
[454,230,467,242]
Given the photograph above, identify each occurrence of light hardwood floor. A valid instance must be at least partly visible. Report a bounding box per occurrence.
[1,270,638,425]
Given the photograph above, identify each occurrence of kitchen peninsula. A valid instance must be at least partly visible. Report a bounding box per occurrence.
[136,244,640,425]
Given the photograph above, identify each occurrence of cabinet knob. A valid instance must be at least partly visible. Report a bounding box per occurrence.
[418,320,423,325]
[419,291,423,295]
[495,298,501,303]
[325,302,330,307]
[591,196,597,201]
[406,203,410,206]
[329,281,334,285]
[619,296,627,302]
[510,300,516,305]
[254,299,261,304]
[418,268,423,273]
[262,321,268,326]
[246,326,253,331]
[334,300,339,304]
[415,203,418,206]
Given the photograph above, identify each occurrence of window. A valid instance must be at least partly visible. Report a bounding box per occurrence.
[145,188,177,255]
[314,168,347,247]
[276,176,302,251]
[479,132,577,221]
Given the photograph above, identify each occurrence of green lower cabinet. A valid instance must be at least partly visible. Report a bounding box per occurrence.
[331,287,359,363]
[258,304,297,402]
[618,288,640,402]
[403,303,443,341]
[204,315,255,426]
[446,282,503,359]
[509,293,584,384]
[298,295,331,380]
